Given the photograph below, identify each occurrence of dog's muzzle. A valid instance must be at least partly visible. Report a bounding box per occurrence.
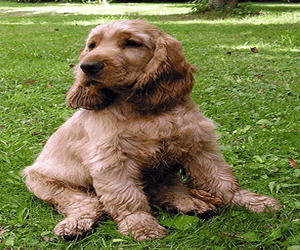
[80,60,104,76]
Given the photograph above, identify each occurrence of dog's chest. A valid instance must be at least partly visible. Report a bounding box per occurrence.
[77,108,210,167]
[114,114,196,164]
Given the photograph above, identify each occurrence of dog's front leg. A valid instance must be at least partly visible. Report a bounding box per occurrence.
[90,160,167,241]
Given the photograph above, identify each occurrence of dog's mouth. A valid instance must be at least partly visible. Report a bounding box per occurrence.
[83,80,102,87]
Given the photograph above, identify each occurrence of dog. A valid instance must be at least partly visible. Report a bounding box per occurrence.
[23,20,280,242]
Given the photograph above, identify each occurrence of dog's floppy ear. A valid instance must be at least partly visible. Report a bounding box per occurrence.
[127,34,195,114]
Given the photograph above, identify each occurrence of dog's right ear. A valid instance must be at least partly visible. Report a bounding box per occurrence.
[127,34,195,114]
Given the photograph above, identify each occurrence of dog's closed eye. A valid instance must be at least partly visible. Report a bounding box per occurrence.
[123,39,143,48]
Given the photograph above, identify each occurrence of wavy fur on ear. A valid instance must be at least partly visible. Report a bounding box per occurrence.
[127,35,196,114]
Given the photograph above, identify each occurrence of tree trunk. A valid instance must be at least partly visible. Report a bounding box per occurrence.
[206,0,238,9]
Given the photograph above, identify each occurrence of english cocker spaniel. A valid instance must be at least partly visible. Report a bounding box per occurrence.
[23,20,280,242]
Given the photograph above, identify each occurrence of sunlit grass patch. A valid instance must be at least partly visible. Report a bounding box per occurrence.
[0,2,190,16]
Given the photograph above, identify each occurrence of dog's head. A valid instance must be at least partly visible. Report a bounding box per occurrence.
[67,20,195,113]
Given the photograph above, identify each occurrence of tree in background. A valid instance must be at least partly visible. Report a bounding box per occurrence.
[207,0,237,9]
[191,0,237,12]
[190,0,259,15]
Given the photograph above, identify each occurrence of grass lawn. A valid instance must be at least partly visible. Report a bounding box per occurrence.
[0,1,299,249]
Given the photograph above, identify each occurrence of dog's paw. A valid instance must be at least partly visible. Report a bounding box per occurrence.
[231,189,281,213]
[164,194,216,215]
[118,212,167,242]
[53,216,95,237]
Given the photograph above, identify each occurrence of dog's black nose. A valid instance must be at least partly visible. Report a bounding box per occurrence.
[80,61,104,75]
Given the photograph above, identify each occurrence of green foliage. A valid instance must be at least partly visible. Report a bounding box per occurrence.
[0,1,300,249]
[190,0,211,13]
[190,0,260,16]
[230,2,261,15]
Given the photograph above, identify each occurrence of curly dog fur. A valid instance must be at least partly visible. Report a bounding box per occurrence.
[23,20,280,241]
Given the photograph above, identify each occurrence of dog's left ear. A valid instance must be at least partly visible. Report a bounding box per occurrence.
[127,34,195,114]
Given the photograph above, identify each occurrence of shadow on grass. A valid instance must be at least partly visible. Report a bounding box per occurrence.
[252,3,300,12]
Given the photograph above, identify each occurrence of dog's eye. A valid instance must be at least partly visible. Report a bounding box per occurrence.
[123,40,143,48]
[88,42,96,50]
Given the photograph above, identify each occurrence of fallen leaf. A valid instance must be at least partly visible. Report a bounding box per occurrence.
[41,236,54,242]
[46,83,52,88]
[29,119,38,124]
[221,232,246,240]
[41,141,47,144]
[251,47,258,53]
[288,158,299,168]
[161,214,199,230]
[0,228,6,235]
[254,74,263,77]
[33,132,41,135]
[239,232,261,242]
[69,64,75,68]
[22,80,38,84]
[256,119,273,126]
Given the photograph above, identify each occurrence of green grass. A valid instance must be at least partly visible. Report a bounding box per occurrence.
[0,1,299,249]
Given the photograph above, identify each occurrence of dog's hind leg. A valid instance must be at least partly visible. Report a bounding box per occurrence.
[181,117,280,212]
[230,189,280,212]
[23,169,105,237]
[186,151,280,212]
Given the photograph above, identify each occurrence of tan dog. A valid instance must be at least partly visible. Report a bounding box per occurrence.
[23,20,280,242]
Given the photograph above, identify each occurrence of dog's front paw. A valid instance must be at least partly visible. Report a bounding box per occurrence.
[118,212,167,242]
[53,216,95,237]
